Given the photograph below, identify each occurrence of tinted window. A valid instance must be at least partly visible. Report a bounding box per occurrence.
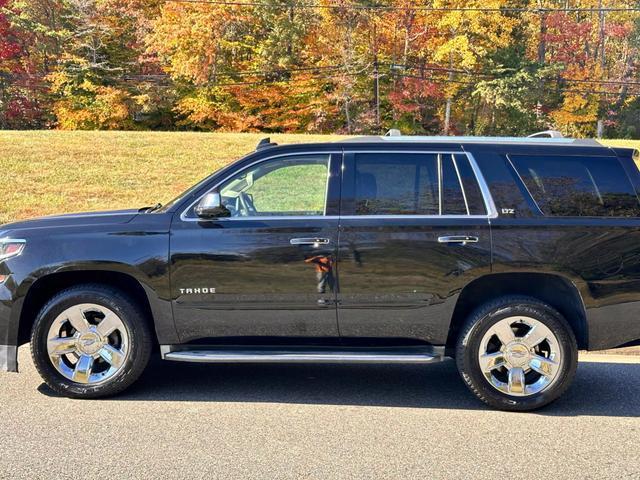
[440,155,466,214]
[353,153,486,216]
[219,155,330,217]
[355,153,438,215]
[472,151,536,218]
[455,155,487,215]
[510,155,640,217]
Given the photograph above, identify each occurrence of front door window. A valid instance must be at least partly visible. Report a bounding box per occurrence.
[219,155,331,217]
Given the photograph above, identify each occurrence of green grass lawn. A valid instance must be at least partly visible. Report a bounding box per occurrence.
[0,130,638,224]
[0,131,343,224]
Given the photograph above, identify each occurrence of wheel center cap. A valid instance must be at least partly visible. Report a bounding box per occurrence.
[77,332,103,355]
[505,342,530,367]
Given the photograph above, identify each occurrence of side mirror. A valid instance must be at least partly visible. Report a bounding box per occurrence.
[195,192,229,218]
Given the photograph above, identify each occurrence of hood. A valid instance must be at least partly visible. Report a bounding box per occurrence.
[0,209,139,233]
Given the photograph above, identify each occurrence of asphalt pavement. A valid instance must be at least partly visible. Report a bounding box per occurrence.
[1,346,639,479]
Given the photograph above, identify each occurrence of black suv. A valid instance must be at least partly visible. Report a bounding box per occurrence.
[2,133,639,411]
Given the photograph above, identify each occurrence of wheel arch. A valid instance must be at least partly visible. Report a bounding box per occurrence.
[446,272,588,353]
[17,270,159,348]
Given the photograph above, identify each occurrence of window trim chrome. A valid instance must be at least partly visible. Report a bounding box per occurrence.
[180,151,339,222]
[463,151,498,218]
[180,149,498,221]
[437,153,443,216]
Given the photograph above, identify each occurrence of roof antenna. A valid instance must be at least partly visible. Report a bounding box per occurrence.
[384,129,402,137]
[256,137,278,150]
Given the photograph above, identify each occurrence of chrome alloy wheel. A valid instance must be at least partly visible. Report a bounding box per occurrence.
[478,316,562,397]
[46,303,130,385]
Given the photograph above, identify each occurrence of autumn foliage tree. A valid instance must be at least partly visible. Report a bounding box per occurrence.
[1,0,640,137]
[0,0,44,127]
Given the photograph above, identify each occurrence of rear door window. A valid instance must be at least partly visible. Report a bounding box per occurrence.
[352,153,487,216]
[510,155,640,217]
[354,153,438,215]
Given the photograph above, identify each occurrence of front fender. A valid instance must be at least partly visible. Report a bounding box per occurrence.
[0,215,175,372]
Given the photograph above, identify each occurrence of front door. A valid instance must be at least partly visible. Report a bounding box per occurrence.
[337,149,493,346]
[170,152,341,343]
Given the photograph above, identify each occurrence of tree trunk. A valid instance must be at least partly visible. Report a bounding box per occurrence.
[537,9,546,63]
[403,24,410,67]
[287,6,294,58]
[443,55,454,135]
[595,0,606,139]
[444,97,452,135]
[344,98,352,134]
[373,22,380,133]
[536,3,547,121]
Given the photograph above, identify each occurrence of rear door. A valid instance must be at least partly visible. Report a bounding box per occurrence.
[336,148,495,345]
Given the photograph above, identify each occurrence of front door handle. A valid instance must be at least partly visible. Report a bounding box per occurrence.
[437,235,479,246]
[290,237,331,246]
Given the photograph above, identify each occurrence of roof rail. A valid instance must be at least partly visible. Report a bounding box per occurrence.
[385,129,402,137]
[527,130,564,138]
[339,133,601,145]
[256,137,278,150]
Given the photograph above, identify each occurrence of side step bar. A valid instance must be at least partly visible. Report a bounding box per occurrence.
[160,346,445,365]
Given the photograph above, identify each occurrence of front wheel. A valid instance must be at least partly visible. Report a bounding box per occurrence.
[31,284,152,399]
[456,296,578,411]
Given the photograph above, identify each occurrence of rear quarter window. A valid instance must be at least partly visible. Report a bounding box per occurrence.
[509,154,640,217]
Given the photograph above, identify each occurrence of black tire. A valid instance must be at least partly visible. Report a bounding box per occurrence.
[30,284,152,399]
[455,296,578,411]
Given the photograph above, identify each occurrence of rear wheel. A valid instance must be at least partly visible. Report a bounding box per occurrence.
[456,296,578,411]
[31,284,152,399]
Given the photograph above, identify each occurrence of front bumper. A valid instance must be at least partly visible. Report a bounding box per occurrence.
[0,345,17,372]
[0,279,20,373]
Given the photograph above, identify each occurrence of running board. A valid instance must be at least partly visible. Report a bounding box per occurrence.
[160,346,445,364]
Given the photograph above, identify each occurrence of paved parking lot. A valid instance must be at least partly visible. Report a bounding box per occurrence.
[1,346,639,479]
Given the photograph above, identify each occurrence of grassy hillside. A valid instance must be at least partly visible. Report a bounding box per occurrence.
[0,130,638,224]
[0,131,343,224]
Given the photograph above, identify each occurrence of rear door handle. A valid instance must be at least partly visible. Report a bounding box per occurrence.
[290,237,331,246]
[437,235,479,246]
